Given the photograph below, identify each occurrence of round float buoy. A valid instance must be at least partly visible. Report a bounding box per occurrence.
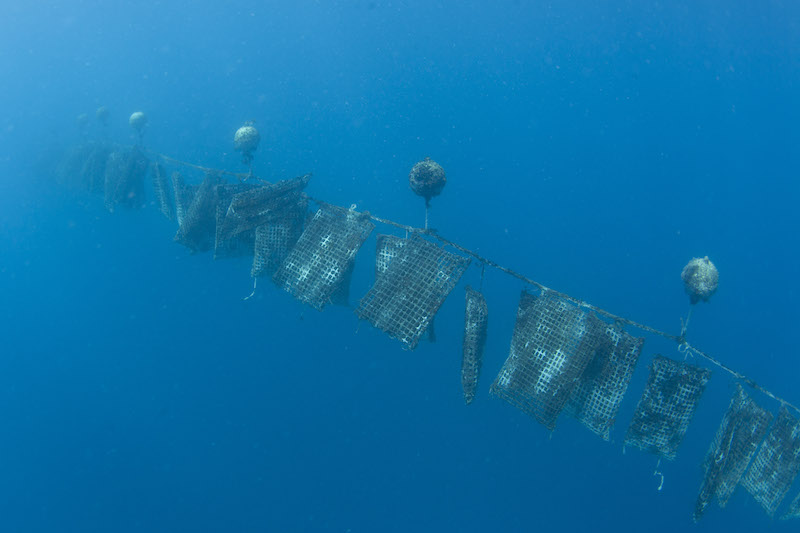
[681,256,719,304]
[234,122,260,166]
[409,157,446,207]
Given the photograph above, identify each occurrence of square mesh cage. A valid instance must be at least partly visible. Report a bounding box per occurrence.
[624,355,711,460]
[251,199,307,278]
[171,171,197,227]
[151,162,175,221]
[273,204,374,310]
[214,183,257,260]
[742,406,800,517]
[784,491,800,520]
[461,286,488,405]
[490,291,604,430]
[218,174,310,242]
[103,147,149,212]
[174,171,222,253]
[566,323,644,440]
[355,234,470,350]
[694,385,772,522]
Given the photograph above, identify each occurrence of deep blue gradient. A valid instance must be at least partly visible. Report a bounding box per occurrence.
[2,1,799,531]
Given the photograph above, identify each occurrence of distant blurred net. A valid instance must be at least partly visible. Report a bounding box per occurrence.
[214,183,257,260]
[742,406,800,517]
[566,323,644,440]
[784,491,800,520]
[624,355,710,460]
[103,147,149,212]
[273,204,374,310]
[461,286,488,405]
[151,162,175,221]
[356,234,470,350]
[171,171,197,227]
[694,385,772,521]
[491,291,603,430]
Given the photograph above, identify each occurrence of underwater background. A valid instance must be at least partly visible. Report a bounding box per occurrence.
[1,1,799,531]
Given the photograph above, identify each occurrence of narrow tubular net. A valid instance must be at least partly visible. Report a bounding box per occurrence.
[461,286,488,405]
[273,204,374,310]
[742,406,800,517]
[151,162,175,221]
[356,234,470,350]
[566,323,644,440]
[490,291,603,430]
[624,355,711,460]
[694,385,773,522]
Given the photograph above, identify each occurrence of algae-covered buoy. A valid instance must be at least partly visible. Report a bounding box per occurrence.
[409,157,446,229]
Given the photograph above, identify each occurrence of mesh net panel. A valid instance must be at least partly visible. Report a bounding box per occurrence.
[214,183,257,260]
[151,162,175,221]
[56,142,113,193]
[693,385,773,522]
[355,234,470,350]
[251,199,307,278]
[490,291,603,430]
[174,171,222,253]
[742,406,800,517]
[171,171,197,227]
[218,174,310,242]
[566,323,644,440]
[273,204,374,310]
[624,356,711,460]
[784,491,800,520]
[103,147,149,212]
[461,286,488,405]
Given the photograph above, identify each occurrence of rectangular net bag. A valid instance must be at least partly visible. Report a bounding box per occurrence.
[624,355,711,460]
[566,323,644,440]
[742,406,800,517]
[273,204,374,310]
[356,234,470,350]
[694,385,772,521]
[491,291,603,430]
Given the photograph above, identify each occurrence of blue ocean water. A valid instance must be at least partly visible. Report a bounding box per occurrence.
[1,1,799,531]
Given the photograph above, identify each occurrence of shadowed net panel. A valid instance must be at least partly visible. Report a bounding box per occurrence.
[218,174,310,242]
[273,204,374,310]
[461,286,488,405]
[624,356,711,460]
[214,183,257,260]
[251,199,307,278]
[742,406,800,517]
[566,323,644,440]
[104,147,149,212]
[356,234,470,350]
[151,162,175,221]
[694,385,772,522]
[56,142,113,193]
[784,492,800,520]
[171,171,197,227]
[490,291,603,430]
[174,172,222,253]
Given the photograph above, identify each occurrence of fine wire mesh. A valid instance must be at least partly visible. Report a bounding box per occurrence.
[214,183,257,260]
[355,234,470,350]
[218,174,310,242]
[742,406,800,517]
[171,171,197,227]
[174,171,222,253]
[566,322,644,440]
[151,162,175,221]
[273,204,374,310]
[624,355,711,460]
[694,385,773,522]
[103,147,149,212]
[461,286,488,405]
[251,197,307,278]
[490,290,603,430]
[784,491,800,520]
